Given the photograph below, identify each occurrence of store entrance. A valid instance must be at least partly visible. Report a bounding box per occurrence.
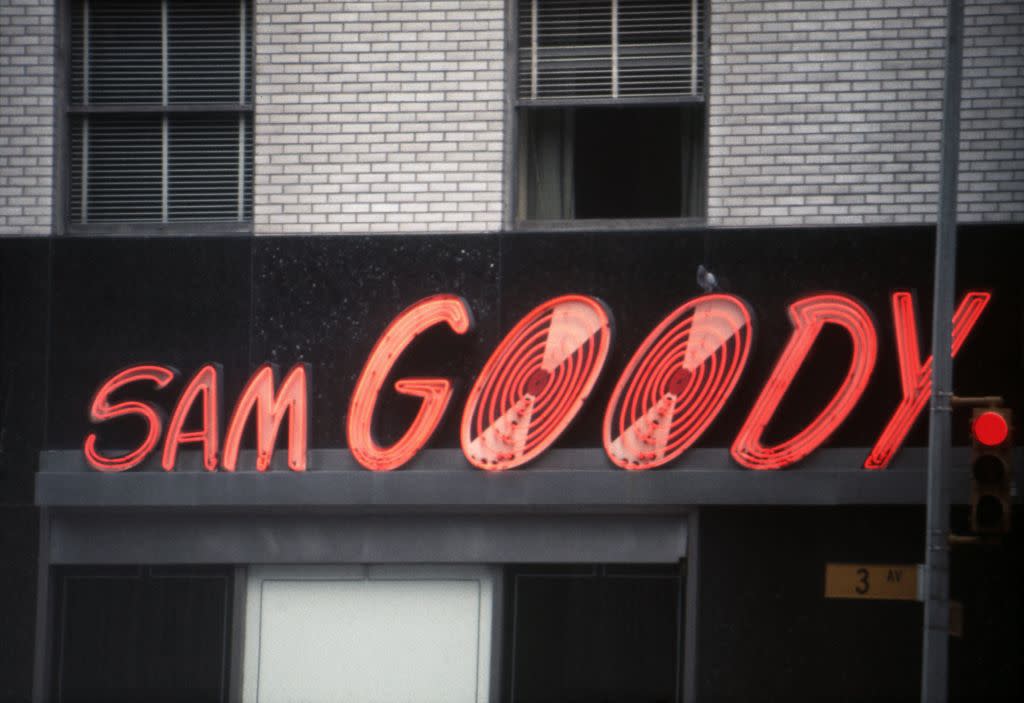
[49,561,686,702]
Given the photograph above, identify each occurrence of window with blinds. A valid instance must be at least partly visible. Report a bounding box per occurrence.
[68,0,252,226]
[515,0,707,222]
[517,0,705,103]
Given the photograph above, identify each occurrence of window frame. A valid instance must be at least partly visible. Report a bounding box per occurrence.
[505,0,711,230]
[54,0,254,236]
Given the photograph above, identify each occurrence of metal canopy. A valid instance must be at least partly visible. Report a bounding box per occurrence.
[37,447,1019,509]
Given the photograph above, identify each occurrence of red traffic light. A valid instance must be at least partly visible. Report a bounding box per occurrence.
[969,406,1013,534]
[973,410,1009,447]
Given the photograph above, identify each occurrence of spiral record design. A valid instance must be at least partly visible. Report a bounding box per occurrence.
[604,294,754,470]
[462,295,613,471]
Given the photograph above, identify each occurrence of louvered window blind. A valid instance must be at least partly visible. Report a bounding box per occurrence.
[518,0,704,102]
[69,0,252,225]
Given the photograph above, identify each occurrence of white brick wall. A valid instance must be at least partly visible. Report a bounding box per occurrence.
[707,0,1024,226]
[2,1,1020,234]
[254,1,506,234]
[959,0,1024,219]
[0,0,53,236]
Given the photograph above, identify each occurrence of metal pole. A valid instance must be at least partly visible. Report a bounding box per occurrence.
[922,0,965,701]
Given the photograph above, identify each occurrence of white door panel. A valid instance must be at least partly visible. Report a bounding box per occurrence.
[243,565,494,703]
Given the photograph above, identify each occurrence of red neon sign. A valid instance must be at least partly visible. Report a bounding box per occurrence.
[222,363,310,472]
[604,294,754,470]
[731,294,878,470]
[347,295,473,471]
[863,291,990,469]
[84,364,177,472]
[162,364,221,471]
[82,289,993,473]
[461,295,613,471]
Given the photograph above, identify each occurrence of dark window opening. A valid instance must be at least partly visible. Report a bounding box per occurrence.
[504,563,684,703]
[520,106,704,220]
[515,0,707,223]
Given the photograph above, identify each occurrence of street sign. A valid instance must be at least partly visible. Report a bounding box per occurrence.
[824,563,921,601]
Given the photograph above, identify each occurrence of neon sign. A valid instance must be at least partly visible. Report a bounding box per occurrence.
[462,295,612,471]
[347,295,473,472]
[604,294,753,470]
[162,364,221,472]
[82,290,991,473]
[731,294,878,470]
[223,363,310,472]
[83,365,176,472]
[863,292,990,469]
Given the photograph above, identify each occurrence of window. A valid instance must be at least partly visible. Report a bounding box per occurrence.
[503,564,684,702]
[515,0,706,222]
[51,566,233,702]
[67,0,252,229]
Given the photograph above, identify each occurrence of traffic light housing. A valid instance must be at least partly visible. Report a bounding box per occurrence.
[969,407,1013,534]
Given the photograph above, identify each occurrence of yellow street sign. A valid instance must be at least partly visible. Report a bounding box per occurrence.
[824,563,921,601]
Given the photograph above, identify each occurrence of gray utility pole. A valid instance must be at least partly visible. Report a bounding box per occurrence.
[921,0,965,701]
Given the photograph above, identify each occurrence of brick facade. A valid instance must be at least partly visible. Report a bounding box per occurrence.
[0,1,1021,234]
[959,0,1024,220]
[253,0,506,234]
[707,0,1024,226]
[0,0,53,236]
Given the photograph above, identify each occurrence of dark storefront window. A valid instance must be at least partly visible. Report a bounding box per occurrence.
[504,564,685,702]
[66,0,253,230]
[515,0,706,222]
[49,563,683,702]
[51,566,233,703]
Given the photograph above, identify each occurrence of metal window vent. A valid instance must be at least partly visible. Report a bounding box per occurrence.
[69,0,251,225]
[518,0,705,102]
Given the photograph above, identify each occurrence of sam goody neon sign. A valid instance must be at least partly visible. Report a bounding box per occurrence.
[82,290,990,474]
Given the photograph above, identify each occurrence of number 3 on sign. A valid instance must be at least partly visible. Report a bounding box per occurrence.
[824,563,920,601]
[855,567,870,595]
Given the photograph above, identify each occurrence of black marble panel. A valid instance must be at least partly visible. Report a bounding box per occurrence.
[698,506,926,701]
[46,237,252,449]
[948,505,1024,701]
[699,504,1024,701]
[0,240,48,703]
[0,505,38,703]
[251,235,501,448]
[0,238,51,503]
[35,225,1022,460]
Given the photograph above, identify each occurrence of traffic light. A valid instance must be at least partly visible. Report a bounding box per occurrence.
[969,407,1013,534]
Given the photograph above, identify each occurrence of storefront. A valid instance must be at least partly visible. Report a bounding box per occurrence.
[15,224,1022,701]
